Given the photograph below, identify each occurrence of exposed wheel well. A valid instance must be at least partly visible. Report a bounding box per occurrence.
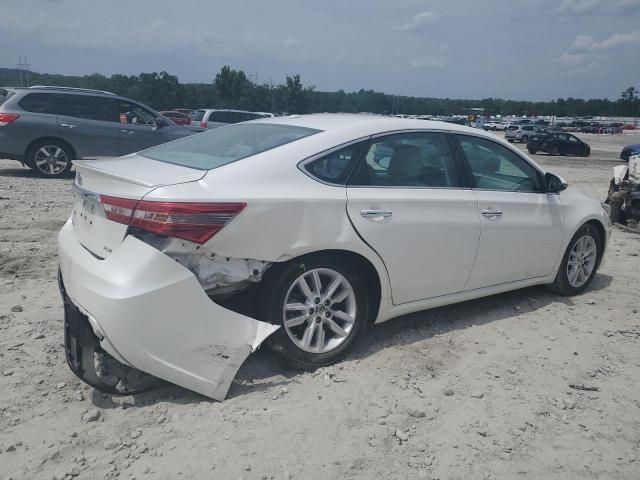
[25,137,77,163]
[269,250,382,323]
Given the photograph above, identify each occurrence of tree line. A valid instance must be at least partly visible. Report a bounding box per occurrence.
[1,66,638,118]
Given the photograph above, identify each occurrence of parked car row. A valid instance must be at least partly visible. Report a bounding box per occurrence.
[0,86,277,178]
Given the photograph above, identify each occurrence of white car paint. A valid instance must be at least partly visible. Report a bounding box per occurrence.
[58,114,611,400]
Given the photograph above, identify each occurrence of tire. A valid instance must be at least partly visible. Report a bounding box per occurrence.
[260,254,370,369]
[26,140,74,178]
[527,147,537,154]
[549,145,560,156]
[547,223,602,296]
[521,135,529,144]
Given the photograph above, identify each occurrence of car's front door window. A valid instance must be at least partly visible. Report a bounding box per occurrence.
[456,135,542,193]
[116,101,157,126]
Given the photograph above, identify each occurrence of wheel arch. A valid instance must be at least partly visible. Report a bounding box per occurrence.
[266,249,383,324]
[583,218,607,268]
[25,137,77,163]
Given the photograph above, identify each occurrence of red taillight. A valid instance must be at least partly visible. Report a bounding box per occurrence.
[99,195,245,244]
[199,121,207,128]
[0,113,19,126]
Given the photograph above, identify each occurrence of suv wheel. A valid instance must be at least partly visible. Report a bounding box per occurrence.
[27,140,74,178]
[261,255,369,369]
[521,135,529,143]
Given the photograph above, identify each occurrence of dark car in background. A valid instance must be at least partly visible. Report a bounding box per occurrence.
[0,86,203,177]
[527,131,590,157]
[620,144,640,162]
[159,110,191,126]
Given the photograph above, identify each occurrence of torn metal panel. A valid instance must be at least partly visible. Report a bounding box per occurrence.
[58,220,280,401]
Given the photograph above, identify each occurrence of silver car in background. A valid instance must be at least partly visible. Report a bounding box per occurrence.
[191,109,273,129]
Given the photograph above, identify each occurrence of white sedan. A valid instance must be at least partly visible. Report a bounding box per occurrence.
[58,114,611,400]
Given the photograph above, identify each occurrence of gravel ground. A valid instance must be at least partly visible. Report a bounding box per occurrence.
[1,132,640,480]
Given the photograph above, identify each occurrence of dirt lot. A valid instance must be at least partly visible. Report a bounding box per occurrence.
[1,132,640,480]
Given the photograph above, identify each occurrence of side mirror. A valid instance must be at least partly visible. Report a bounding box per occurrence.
[545,172,568,193]
[155,116,171,128]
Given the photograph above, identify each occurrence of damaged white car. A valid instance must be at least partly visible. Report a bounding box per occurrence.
[58,114,611,400]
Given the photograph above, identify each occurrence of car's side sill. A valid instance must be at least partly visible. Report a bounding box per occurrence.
[375,275,554,323]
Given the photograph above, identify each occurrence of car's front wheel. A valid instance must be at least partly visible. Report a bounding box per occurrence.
[261,255,369,369]
[27,140,74,178]
[548,223,602,296]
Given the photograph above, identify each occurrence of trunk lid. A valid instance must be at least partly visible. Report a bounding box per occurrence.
[71,155,206,258]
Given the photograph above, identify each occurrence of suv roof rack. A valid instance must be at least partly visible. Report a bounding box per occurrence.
[29,85,116,96]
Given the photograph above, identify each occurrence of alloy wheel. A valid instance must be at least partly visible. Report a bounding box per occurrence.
[34,145,69,176]
[566,235,597,288]
[282,268,357,354]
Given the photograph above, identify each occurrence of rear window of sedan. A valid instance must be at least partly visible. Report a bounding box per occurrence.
[140,123,321,170]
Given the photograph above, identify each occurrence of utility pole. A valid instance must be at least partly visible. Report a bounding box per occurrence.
[17,56,31,87]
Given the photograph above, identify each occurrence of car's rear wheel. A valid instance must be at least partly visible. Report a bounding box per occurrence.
[549,145,560,156]
[261,255,369,369]
[27,140,74,178]
[548,223,602,296]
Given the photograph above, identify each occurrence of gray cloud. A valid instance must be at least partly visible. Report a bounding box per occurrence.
[1,0,639,100]
[395,12,437,32]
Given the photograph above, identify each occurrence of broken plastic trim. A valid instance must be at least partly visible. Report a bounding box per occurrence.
[130,229,272,296]
[60,272,166,396]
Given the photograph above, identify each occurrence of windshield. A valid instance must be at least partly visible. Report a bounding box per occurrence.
[140,123,321,170]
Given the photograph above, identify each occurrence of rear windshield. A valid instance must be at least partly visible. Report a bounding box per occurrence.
[0,89,13,106]
[141,123,321,170]
[192,110,206,122]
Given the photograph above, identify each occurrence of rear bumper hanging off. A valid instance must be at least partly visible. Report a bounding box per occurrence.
[60,274,166,396]
[57,219,279,401]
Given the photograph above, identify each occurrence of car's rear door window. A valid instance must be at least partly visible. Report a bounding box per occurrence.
[63,95,119,122]
[141,123,321,169]
[350,132,459,188]
[209,111,235,123]
[456,135,543,192]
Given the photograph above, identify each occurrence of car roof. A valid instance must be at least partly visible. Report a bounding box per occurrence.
[252,113,486,138]
[198,108,257,113]
[4,86,125,100]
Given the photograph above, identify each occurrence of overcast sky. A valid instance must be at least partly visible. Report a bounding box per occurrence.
[1,0,639,101]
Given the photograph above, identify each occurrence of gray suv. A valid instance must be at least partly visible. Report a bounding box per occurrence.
[0,86,203,177]
[505,124,543,143]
